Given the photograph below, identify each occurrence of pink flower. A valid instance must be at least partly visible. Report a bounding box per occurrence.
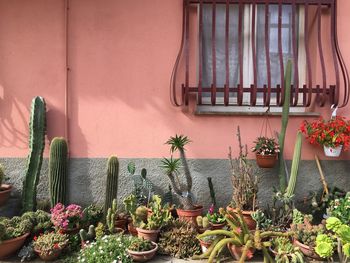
[208,204,215,215]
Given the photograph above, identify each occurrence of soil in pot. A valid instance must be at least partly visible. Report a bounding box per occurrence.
[176,205,203,226]
[226,206,256,230]
[227,243,255,261]
[256,153,277,168]
[293,239,323,261]
[34,248,62,261]
[127,242,158,262]
[136,228,160,242]
[0,233,29,259]
[0,184,12,207]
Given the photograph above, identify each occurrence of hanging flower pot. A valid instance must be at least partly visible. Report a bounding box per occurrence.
[300,116,350,158]
[252,137,280,168]
[324,145,343,157]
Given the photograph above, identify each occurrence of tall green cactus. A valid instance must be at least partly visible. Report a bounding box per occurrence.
[285,132,302,198]
[207,177,217,208]
[49,137,68,207]
[104,156,119,217]
[22,96,46,212]
[278,60,292,192]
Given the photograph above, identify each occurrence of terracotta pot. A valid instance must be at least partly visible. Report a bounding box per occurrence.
[127,242,158,262]
[34,248,62,261]
[0,184,12,207]
[136,228,160,242]
[256,153,277,168]
[199,239,212,253]
[227,243,255,261]
[176,205,203,225]
[226,206,256,230]
[115,218,127,230]
[0,233,29,259]
[128,223,138,236]
[293,239,323,261]
[210,222,226,230]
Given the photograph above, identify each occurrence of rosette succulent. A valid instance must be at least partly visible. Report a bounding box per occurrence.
[315,234,334,259]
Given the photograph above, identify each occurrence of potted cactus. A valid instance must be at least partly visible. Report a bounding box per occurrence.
[0,215,33,259]
[135,195,172,242]
[161,135,203,225]
[33,232,68,261]
[127,237,158,262]
[227,126,259,230]
[0,164,12,207]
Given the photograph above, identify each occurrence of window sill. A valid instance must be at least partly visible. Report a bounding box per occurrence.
[195,105,321,117]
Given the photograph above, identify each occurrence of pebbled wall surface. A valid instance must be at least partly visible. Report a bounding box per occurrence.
[1,158,349,217]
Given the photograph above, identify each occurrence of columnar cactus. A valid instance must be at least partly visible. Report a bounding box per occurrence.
[49,137,68,207]
[104,156,119,218]
[22,96,46,212]
[106,199,118,233]
[278,60,292,192]
[285,132,302,198]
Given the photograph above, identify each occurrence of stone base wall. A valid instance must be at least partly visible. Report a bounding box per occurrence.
[1,158,349,217]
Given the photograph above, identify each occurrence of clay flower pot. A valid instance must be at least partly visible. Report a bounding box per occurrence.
[199,239,212,253]
[115,218,127,230]
[210,222,226,230]
[227,243,255,261]
[176,205,203,226]
[0,233,29,259]
[226,206,256,230]
[136,228,160,242]
[293,239,323,261]
[324,145,343,157]
[34,248,62,261]
[127,242,158,262]
[128,222,138,236]
[256,153,277,168]
[0,184,12,207]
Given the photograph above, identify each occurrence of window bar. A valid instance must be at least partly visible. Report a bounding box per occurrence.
[185,0,190,105]
[211,0,217,105]
[237,0,244,106]
[251,0,257,106]
[223,0,230,105]
[333,0,349,107]
[277,0,284,106]
[330,2,339,106]
[198,0,203,105]
[304,2,312,107]
[317,3,327,107]
[264,1,272,106]
[291,1,300,106]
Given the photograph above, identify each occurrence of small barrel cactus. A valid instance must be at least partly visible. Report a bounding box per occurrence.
[79,225,96,242]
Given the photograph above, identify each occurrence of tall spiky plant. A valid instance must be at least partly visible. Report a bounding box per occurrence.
[22,96,46,212]
[104,156,119,218]
[161,135,195,210]
[278,60,292,192]
[207,177,217,208]
[285,132,302,198]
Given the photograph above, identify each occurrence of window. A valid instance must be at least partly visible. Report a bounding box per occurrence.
[171,0,349,111]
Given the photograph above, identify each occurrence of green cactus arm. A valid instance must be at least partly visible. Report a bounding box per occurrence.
[262,246,274,263]
[278,60,292,192]
[22,96,46,212]
[208,238,242,263]
[239,240,253,263]
[207,177,217,207]
[285,132,302,198]
[260,231,295,239]
[197,229,236,239]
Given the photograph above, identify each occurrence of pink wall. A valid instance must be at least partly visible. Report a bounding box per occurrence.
[0,0,349,160]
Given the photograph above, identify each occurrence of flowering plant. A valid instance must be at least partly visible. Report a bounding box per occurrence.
[206,204,225,224]
[251,136,280,155]
[51,203,84,230]
[300,116,350,150]
[327,192,350,225]
[33,232,68,256]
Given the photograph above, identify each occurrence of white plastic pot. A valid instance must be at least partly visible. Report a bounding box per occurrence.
[324,145,343,157]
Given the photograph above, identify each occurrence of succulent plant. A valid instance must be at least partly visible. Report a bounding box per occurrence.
[273,237,305,263]
[95,222,105,239]
[128,237,155,252]
[196,216,210,229]
[252,209,273,231]
[158,219,201,259]
[79,225,96,242]
[104,156,119,218]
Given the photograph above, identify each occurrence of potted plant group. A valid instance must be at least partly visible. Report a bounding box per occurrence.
[252,136,280,168]
[33,231,68,261]
[0,215,33,259]
[270,237,305,263]
[227,126,259,230]
[50,203,84,234]
[300,116,350,157]
[0,164,12,207]
[161,135,203,225]
[127,237,158,262]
